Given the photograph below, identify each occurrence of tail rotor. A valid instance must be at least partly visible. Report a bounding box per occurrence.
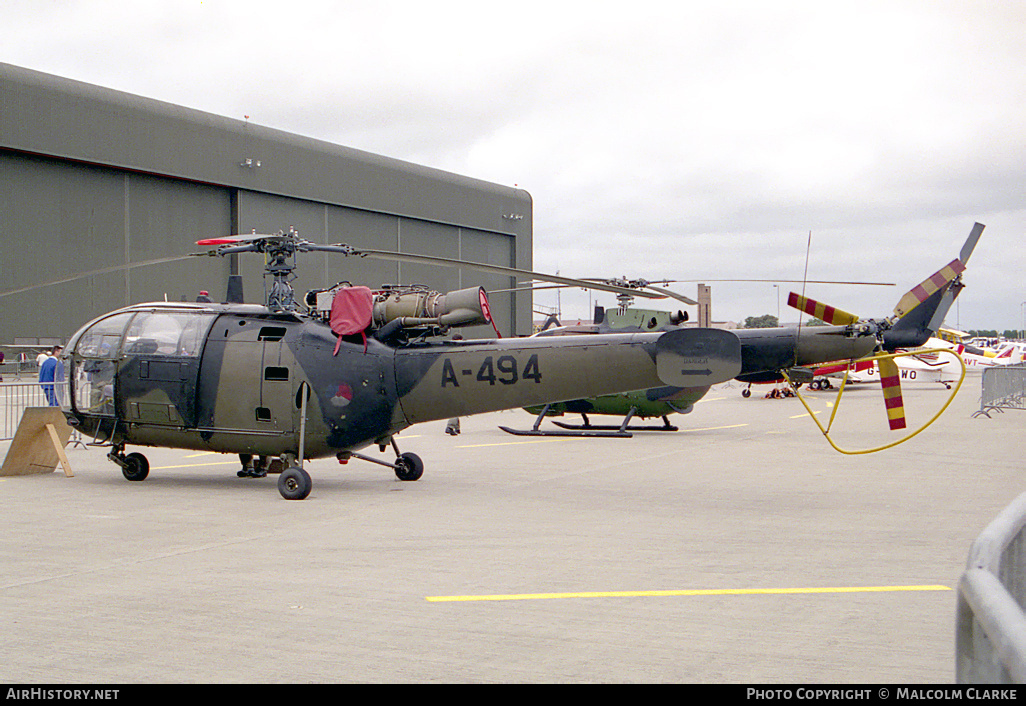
[783,222,983,447]
[877,357,907,431]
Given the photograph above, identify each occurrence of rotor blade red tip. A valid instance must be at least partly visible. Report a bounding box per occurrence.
[196,238,240,245]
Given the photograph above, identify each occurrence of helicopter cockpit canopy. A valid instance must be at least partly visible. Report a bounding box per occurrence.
[65,307,218,417]
[68,307,217,360]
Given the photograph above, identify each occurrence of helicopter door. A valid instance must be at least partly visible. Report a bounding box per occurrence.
[118,311,215,427]
[197,317,299,436]
[254,325,296,433]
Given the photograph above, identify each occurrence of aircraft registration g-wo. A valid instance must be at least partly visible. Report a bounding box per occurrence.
[52,224,982,499]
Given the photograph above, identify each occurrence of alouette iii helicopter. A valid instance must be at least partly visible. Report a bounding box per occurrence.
[55,223,982,499]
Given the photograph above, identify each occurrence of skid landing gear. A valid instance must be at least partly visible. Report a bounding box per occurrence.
[499,404,676,438]
[552,412,678,433]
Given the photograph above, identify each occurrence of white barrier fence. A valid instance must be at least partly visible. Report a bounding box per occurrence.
[976,363,1026,417]
[1,380,70,442]
[956,492,1026,683]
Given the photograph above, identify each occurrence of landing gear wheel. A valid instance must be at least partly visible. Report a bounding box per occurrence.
[394,452,424,481]
[742,388,751,398]
[122,452,150,482]
[278,466,312,500]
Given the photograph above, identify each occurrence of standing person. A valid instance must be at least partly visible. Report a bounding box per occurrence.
[38,345,62,406]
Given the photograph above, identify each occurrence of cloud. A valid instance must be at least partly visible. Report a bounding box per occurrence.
[2,0,1024,328]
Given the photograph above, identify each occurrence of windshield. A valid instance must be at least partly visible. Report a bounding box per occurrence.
[123,311,215,357]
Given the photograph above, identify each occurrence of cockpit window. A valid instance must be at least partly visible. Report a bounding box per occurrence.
[124,312,215,357]
[75,312,134,358]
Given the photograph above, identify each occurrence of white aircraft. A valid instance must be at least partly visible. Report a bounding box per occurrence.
[830,337,1021,391]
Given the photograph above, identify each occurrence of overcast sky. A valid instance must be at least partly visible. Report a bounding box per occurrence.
[4,0,1024,330]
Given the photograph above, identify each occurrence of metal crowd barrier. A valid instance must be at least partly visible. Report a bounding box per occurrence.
[976,364,1026,417]
[956,492,1026,683]
[0,380,70,442]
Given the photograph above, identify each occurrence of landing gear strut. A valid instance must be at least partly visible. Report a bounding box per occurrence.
[337,437,424,482]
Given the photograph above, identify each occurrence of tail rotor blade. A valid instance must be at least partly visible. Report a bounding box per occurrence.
[878,357,907,431]
[959,222,985,265]
[786,292,860,325]
[892,259,966,319]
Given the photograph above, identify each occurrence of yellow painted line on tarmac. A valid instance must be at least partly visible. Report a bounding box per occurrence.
[153,461,240,470]
[682,423,748,432]
[426,584,952,603]
[790,410,822,419]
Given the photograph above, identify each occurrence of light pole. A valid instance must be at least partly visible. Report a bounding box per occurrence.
[772,284,780,324]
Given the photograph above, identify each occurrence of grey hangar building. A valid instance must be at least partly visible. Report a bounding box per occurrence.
[0,62,534,347]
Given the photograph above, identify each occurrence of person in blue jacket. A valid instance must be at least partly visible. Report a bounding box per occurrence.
[38,345,63,406]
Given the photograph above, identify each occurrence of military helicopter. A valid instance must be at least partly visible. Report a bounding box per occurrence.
[53,223,981,499]
[501,304,700,437]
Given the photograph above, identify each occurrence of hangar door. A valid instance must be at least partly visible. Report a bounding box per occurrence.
[0,151,230,342]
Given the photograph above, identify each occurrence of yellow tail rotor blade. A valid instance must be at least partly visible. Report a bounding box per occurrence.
[893,259,966,319]
[877,357,907,431]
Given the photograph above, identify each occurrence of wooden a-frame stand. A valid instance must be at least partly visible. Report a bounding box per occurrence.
[0,407,74,478]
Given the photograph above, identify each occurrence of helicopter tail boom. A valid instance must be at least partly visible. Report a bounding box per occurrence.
[393,328,742,425]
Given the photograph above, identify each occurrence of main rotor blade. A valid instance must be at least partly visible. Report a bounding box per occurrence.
[0,255,198,300]
[670,279,895,285]
[196,234,276,246]
[786,292,860,325]
[350,248,664,299]
[642,284,699,306]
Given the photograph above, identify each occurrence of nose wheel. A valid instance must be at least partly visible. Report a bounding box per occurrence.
[337,437,425,484]
[394,452,424,481]
[109,445,150,482]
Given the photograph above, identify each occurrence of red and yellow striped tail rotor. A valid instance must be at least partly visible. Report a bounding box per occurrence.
[877,357,907,431]
[892,259,966,319]
[786,292,860,325]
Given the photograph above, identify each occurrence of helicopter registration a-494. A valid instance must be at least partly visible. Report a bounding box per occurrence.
[55,224,982,499]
